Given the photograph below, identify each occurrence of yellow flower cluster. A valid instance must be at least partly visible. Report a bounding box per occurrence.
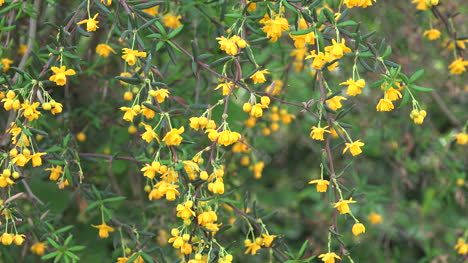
[216,35,247,56]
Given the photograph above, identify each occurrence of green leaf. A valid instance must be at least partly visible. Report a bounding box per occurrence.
[289,28,314,36]
[410,84,433,92]
[48,160,66,165]
[168,25,184,38]
[41,251,60,260]
[322,8,335,24]
[47,237,61,249]
[337,20,358,27]
[133,1,164,10]
[382,45,392,58]
[409,69,424,83]
[297,240,309,259]
[103,196,126,203]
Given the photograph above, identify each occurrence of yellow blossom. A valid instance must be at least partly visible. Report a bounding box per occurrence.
[250,69,270,84]
[176,201,196,219]
[368,212,383,224]
[343,140,365,156]
[376,98,394,112]
[217,130,241,146]
[448,58,468,75]
[31,152,47,167]
[30,242,48,256]
[163,14,182,29]
[244,239,262,255]
[453,133,468,145]
[423,29,441,40]
[308,179,329,192]
[151,88,170,103]
[261,234,277,247]
[141,123,159,143]
[1,58,13,72]
[310,126,331,141]
[333,198,357,214]
[45,165,64,181]
[49,66,76,86]
[120,107,137,122]
[454,238,468,255]
[21,101,41,121]
[261,15,289,42]
[352,223,366,236]
[91,222,115,238]
[385,87,402,101]
[77,13,100,32]
[0,232,13,245]
[140,161,161,179]
[121,48,147,66]
[162,127,185,146]
[324,39,352,59]
[143,6,159,16]
[326,96,347,110]
[318,252,341,263]
[100,0,111,5]
[96,44,116,58]
[340,78,365,96]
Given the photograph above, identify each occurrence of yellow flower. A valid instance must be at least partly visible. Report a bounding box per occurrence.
[211,179,225,194]
[215,81,237,95]
[140,123,159,143]
[77,13,100,32]
[244,239,262,255]
[261,15,289,42]
[252,161,265,179]
[423,29,441,40]
[448,58,468,75]
[143,6,159,16]
[368,212,383,224]
[49,66,76,86]
[45,165,64,181]
[30,242,48,255]
[340,78,365,96]
[138,104,153,119]
[308,179,329,192]
[13,234,26,245]
[168,229,184,248]
[51,101,63,115]
[261,234,277,247]
[21,101,41,121]
[96,44,116,58]
[250,69,270,84]
[333,198,357,214]
[1,58,13,72]
[176,201,195,219]
[306,50,328,69]
[217,130,241,146]
[0,232,13,245]
[120,107,138,122]
[310,126,331,141]
[216,36,238,56]
[246,0,256,11]
[31,152,47,167]
[91,222,115,238]
[318,252,341,263]
[121,48,147,66]
[189,117,209,131]
[453,133,468,145]
[100,0,111,5]
[454,238,468,255]
[152,89,170,103]
[326,96,347,111]
[343,139,365,156]
[18,44,28,56]
[410,109,427,124]
[162,127,185,146]
[385,87,402,101]
[140,161,161,179]
[324,39,352,59]
[163,14,182,29]
[250,104,265,118]
[412,0,438,10]
[352,223,365,236]
[376,98,394,112]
